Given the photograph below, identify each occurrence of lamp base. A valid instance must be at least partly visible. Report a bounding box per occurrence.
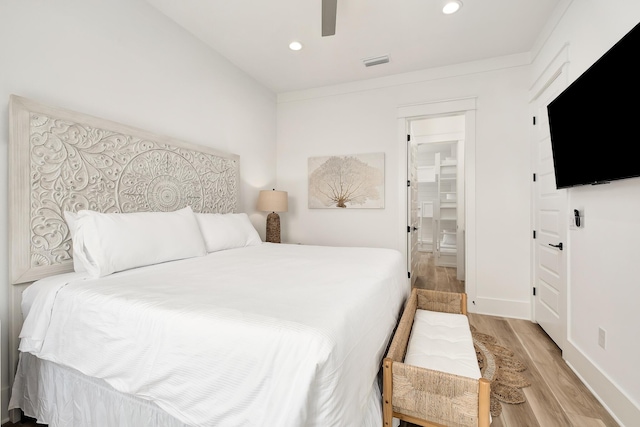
[265,212,281,243]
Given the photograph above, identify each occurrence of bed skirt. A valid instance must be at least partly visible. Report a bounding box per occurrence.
[9,352,188,426]
[9,352,384,427]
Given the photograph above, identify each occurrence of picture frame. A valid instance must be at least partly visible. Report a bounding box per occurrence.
[308,152,384,209]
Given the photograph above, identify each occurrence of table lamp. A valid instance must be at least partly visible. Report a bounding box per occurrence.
[257,189,288,243]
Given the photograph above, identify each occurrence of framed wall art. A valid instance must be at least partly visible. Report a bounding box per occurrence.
[308,152,384,209]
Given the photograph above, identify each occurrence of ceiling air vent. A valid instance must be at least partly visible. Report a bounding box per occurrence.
[362,55,390,67]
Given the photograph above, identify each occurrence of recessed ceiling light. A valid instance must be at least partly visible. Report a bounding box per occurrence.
[442,0,462,14]
[289,41,303,51]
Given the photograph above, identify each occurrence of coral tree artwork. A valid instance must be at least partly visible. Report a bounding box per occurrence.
[308,153,384,208]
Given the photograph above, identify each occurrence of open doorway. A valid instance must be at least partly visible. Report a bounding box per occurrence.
[410,114,465,290]
[398,97,476,301]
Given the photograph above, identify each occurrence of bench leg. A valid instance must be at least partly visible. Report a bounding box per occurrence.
[478,378,491,427]
[383,358,394,427]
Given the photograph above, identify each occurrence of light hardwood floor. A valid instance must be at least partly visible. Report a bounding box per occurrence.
[408,250,619,427]
[5,252,618,427]
[413,250,464,294]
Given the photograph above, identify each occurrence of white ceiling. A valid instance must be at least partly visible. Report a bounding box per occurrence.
[146,0,564,94]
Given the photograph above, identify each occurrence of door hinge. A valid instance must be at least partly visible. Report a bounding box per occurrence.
[407,134,411,142]
[533,173,537,182]
[407,180,411,187]
[533,230,536,239]
[408,271,411,279]
[533,287,537,296]
[533,116,536,125]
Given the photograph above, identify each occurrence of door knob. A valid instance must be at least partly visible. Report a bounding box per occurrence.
[413,226,418,231]
[548,242,563,250]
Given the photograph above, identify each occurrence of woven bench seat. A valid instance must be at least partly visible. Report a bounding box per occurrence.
[405,309,481,380]
[383,289,490,427]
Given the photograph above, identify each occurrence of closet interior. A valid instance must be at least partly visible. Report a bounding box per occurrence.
[411,114,465,280]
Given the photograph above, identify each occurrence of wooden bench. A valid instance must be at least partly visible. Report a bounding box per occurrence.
[383,288,491,427]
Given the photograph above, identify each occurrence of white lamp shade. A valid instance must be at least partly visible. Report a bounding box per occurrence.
[257,190,288,212]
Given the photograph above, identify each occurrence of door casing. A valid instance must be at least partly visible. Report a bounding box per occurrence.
[397,98,476,305]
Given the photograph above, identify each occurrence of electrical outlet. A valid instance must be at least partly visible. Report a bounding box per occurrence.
[598,327,606,349]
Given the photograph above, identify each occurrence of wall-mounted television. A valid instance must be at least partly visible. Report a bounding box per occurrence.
[547,21,640,189]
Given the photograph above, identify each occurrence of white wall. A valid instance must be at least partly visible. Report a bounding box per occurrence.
[0,0,276,421]
[277,60,532,319]
[5,0,637,425]
[532,1,640,424]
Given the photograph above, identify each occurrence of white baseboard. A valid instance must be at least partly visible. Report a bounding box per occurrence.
[468,296,530,319]
[564,340,640,427]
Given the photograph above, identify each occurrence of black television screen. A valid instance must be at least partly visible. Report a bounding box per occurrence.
[547,21,640,189]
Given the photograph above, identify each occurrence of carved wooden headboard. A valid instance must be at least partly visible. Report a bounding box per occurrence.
[6,95,241,412]
[8,95,240,285]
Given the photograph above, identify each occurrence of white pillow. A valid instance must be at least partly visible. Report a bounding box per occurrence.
[63,211,87,272]
[73,206,207,278]
[195,213,262,253]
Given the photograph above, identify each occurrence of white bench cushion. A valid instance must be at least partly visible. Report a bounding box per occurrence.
[404,309,481,380]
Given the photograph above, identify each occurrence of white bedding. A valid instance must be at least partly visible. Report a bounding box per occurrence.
[15,243,408,427]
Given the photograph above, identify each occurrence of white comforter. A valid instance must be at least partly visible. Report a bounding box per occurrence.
[18,243,408,427]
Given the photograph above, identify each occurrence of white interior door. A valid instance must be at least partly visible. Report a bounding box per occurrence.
[456,139,465,281]
[533,73,567,350]
[408,135,419,286]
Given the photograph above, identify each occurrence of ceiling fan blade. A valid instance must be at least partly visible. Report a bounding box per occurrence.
[322,0,337,37]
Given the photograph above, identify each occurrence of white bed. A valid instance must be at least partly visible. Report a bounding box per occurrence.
[7,95,409,426]
[11,243,407,426]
